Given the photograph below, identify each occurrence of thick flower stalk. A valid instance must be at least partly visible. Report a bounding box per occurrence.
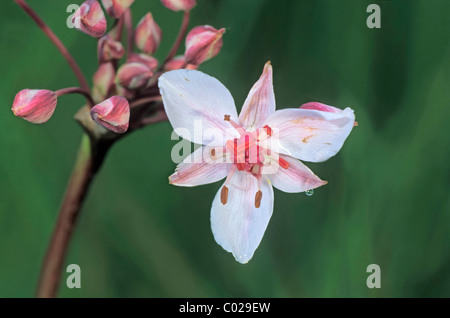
[12,0,224,297]
[158,62,356,263]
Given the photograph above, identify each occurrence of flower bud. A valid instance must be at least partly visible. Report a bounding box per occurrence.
[92,62,116,102]
[12,89,57,124]
[134,13,162,54]
[164,55,198,71]
[185,25,225,65]
[161,0,196,12]
[73,0,107,38]
[101,0,135,18]
[90,96,130,133]
[116,62,153,90]
[98,35,125,63]
[128,53,159,71]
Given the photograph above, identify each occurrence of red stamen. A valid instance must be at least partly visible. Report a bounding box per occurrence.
[234,138,239,163]
[263,125,273,136]
[245,135,250,162]
[279,157,290,169]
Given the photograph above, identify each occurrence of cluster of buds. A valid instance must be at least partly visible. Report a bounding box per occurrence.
[12,0,225,138]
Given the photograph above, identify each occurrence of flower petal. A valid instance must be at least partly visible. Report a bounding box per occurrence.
[211,171,274,263]
[238,61,275,131]
[267,154,327,193]
[300,102,359,126]
[264,107,355,162]
[169,146,231,187]
[159,69,239,146]
[299,102,342,113]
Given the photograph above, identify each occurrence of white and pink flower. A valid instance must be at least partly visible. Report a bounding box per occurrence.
[158,62,356,263]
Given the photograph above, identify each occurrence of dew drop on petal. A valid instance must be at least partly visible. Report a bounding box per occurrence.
[305,189,314,196]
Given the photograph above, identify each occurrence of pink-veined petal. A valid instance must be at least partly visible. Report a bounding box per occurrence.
[301,102,358,126]
[267,154,327,193]
[264,107,355,162]
[169,146,231,187]
[299,102,342,113]
[159,69,239,146]
[211,171,274,264]
[238,61,275,131]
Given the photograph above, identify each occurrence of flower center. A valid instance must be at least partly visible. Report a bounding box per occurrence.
[223,115,268,174]
[220,115,289,208]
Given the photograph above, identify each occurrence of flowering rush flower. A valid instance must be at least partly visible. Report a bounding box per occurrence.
[159,61,356,263]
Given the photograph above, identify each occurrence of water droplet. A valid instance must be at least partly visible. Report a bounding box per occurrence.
[305,189,314,196]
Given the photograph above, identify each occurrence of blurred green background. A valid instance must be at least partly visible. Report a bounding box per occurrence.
[0,0,449,297]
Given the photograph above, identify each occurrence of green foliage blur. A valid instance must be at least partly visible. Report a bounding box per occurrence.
[0,0,449,297]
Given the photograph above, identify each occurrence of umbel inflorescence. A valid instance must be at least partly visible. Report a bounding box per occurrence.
[12,0,357,279]
[12,0,224,139]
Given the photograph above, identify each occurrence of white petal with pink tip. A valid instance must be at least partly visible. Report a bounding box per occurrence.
[267,154,327,193]
[169,146,231,187]
[239,62,275,131]
[264,107,355,163]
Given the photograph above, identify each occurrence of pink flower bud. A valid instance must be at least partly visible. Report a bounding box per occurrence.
[161,0,196,12]
[98,35,125,63]
[116,62,153,90]
[92,62,116,102]
[134,13,162,54]
[164,55,198,71]
[12,89,58,124]
[185,25,225,65]
[90,96,130,133]
[73,0,107,38]
[101,0,135,18]
[128,53,159,71]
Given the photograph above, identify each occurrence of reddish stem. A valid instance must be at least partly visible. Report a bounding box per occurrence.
[161,10,190,69]
[14,0,91,94]
[56,87,95,108]
[115,17,125,41]
[124,9,134,57]
[36,133,115,298]
[130,95,162,108]
[131,106,168,130]
[140,111,168,125]
[36,135,94,298]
